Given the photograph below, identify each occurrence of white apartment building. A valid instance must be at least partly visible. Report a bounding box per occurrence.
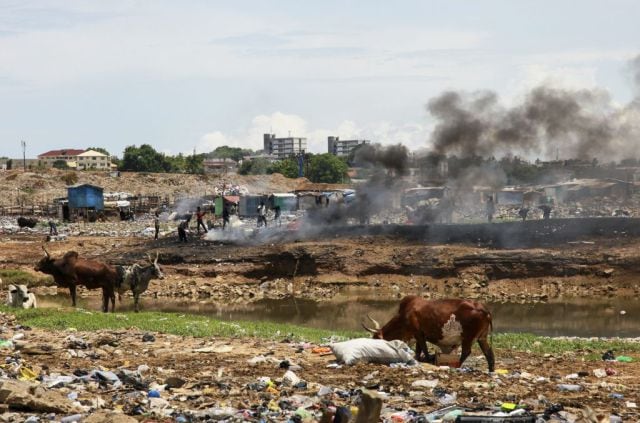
[263,134,307,159]
[327,136,370,157]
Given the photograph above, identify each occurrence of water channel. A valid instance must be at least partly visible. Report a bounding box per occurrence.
[39,295,639,338]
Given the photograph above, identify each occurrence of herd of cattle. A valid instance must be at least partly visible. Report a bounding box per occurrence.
[4,248,496,371]
[19,247,164,312]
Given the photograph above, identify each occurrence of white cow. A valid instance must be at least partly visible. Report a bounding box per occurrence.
[115,253,164,312]
[6,284,37,308]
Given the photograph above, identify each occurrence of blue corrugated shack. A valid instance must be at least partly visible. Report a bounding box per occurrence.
[68,184,104,211]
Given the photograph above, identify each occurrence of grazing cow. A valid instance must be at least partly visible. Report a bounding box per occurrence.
[115,252,164,312]
[34,247,118,312]
[6,284,37,308]
[17,217,38,228]
[362,295,495,372]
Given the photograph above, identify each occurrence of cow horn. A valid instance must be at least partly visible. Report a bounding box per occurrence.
[146,253,152,263]
[366,314,381,330]
[361,321,377,334]
[42,245,50,259]
[154,252,159,264]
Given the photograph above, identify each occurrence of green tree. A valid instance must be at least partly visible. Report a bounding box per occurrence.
[119,144,172,172]
[238,157,271,175]
[268,157,299,178]
[307,154,348,183]
[52,160,69,169]
[207,146,253,162]
[185,153,205,174]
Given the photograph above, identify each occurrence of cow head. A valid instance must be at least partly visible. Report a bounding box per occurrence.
[7,284,35,308]
[34,245,54,273]
[361,314,383,339]
[147,252,165,280]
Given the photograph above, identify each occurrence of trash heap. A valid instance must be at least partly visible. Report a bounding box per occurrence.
[0,311,638,422]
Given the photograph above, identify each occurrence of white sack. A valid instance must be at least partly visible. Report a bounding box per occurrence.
[330,338,414,366]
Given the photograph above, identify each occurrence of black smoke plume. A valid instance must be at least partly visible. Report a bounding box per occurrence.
[428,55,640,161]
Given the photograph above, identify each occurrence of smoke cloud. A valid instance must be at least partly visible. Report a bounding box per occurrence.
[428,55,640,162]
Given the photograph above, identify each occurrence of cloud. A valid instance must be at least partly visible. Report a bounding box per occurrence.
[194,112,431,155]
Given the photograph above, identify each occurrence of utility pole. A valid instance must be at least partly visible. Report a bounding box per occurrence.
[21,140,26,171]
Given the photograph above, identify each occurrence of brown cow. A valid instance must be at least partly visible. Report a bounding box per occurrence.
[34,247,118,313]
[362,296,495,372]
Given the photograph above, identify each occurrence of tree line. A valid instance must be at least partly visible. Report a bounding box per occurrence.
[115,144,350,184]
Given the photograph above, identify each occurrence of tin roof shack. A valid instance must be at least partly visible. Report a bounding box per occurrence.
[213,195,240,217]
[268,193,298,212]
[67,184,104,222]
[545,179,632,204]
[495,188,524,205]
[401,187,448,208]
[239,195,267,217]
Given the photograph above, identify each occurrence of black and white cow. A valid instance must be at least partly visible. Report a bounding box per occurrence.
[6,284,37,308]
[116,253,164,312]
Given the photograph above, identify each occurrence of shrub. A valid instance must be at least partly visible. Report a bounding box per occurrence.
[61,172,78,185]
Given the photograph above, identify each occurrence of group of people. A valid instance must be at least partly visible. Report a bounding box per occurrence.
[171,204,236,243]
[256,201,282,227]
[486,196,553,223]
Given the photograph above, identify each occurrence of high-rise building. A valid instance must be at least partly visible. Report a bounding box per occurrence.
[327,136,370,156]
[263,134,307,159]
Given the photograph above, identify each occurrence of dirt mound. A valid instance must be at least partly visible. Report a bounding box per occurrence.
[0,169,306,207]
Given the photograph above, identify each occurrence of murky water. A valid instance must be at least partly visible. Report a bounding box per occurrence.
[38,295,639,338]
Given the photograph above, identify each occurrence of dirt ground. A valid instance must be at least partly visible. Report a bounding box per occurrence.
[1,312,639,422]
[3,224,640,304]
[2,224,640,420]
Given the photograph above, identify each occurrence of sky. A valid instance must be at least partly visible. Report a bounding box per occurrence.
[1,0,639,159]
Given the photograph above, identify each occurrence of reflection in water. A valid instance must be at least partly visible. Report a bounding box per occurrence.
[40,295,639,338]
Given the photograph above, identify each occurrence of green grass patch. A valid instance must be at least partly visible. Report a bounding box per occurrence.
[2,306,639,355]
[491,332,640,355]
[0,269,53,288]
[1,306,361,344]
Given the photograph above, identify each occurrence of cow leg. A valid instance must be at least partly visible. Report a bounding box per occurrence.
[134,293,139,312]
[101,287,109,313]
[458,339,473,368]
[478,338,495,373]
[109,290,116,313]
[69,285,77,307]
[414,332,429,362]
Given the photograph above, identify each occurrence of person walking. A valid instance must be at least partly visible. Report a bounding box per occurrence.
[486,196,495,223]
[222,205,230,230]
[48,219,58,236]
[154,210,160,240]
[274,205,282,227]
[257,201,267,227]
[195,206,208,234]
[178,220,188,242]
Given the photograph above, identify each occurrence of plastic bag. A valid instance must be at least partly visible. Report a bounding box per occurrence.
[330,338,414,366]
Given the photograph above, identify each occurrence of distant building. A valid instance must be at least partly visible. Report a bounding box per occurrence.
[203,158,238,175]
[263,134,307,159]
[37,148,114,170]
[327,136,370,157]
[76,150,113,170]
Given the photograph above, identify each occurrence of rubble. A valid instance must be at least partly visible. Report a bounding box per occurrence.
[0,310,637,421]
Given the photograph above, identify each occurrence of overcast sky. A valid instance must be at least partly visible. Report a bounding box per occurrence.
[1,0,639,159]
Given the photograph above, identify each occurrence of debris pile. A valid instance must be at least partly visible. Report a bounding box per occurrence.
[0,312,637,421]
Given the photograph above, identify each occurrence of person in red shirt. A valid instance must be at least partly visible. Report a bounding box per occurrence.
[195,206,208,234]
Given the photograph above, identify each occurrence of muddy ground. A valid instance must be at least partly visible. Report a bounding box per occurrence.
[2,223,640,305]
[2,224,640,420]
